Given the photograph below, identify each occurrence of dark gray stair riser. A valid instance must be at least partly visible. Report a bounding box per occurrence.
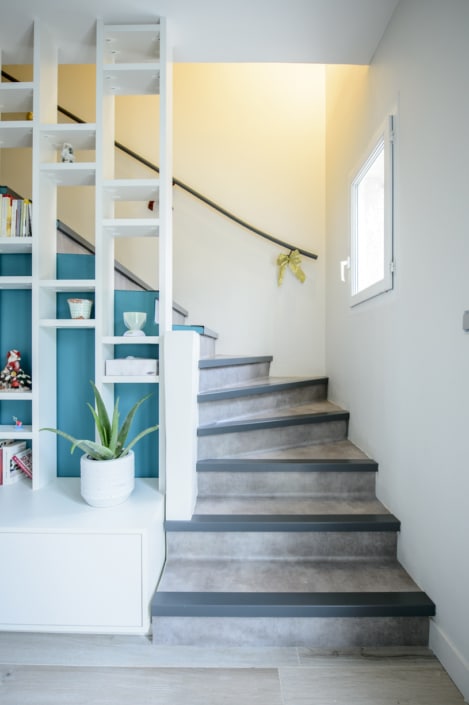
[199,361,272,392]
[151,616,430,647]
[197,470,376,497]
[197,419,348,459]
[198,382,328,425]
[166,531,397,560]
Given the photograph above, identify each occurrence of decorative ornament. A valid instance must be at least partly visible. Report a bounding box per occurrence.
[0,349,32,391]
[277,249,306,286]
[13,416,23,430]
[61,142,75,163]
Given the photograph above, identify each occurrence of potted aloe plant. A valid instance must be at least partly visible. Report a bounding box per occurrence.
[41,381,158,507]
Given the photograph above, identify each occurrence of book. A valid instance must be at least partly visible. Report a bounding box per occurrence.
[0,440,27,484]
[0,192,32,238]
[12,448,33,479]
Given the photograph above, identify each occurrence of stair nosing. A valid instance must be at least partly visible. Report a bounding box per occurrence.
[165,513,400,532]
[151,591,435,618]
[197,410,349,436]
[198,377,328,403]
[196,458,378,472]
[173,324,219,339]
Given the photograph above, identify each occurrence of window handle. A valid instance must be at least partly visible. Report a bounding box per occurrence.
[340,257,350,282]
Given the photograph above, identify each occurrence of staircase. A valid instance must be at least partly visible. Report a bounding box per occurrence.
[151,351,435,646]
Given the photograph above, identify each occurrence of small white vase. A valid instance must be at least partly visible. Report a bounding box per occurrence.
[80,451,135,508]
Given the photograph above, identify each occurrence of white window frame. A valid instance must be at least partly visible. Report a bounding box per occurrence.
[349,114,395,306]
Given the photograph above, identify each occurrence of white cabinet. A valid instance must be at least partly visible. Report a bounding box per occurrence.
[0,479,165,633]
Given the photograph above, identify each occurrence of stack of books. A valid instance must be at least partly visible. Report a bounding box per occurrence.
[0,187,32,238]
[0,440,32,484]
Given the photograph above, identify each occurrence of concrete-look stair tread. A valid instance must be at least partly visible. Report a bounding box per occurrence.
[198,400,347,434]
[166,513,399,532]
[193,497,388,515]
[152,591,435,618]
[157,558,421,593]
[198,375,327,400]
[213,440,370,461]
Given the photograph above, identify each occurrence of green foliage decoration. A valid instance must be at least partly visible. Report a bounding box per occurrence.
[41,381,158,461]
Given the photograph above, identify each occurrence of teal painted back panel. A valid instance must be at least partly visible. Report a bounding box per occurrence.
[0,254,32,426]
[0,253,159,478]
[56,254,159,478]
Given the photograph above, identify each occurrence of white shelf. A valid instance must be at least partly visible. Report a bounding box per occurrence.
[103,65,160,96]
[0,83,34,112]
[40,319,96,329]
[0,237,32,254]
[103,24,160,63]
[102,336,160,345]
[0,392,32,402]
[40,279,96,292]
[103,178,159,202]
[41,124,97,151]
[0,122,33,148]
[40,163,96,186]
[0,276,32,289]
[0,425,33,439]
[102,375,159,384]
[102,218,160,238]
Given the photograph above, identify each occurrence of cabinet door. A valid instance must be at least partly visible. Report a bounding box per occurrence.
[0,532,143,629]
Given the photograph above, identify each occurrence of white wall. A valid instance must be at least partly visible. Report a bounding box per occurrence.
[325,0,469,698]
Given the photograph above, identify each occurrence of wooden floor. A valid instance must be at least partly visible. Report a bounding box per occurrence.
[0,634,465,705]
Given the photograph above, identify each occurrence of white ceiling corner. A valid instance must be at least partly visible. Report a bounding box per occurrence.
[0,0,400,65]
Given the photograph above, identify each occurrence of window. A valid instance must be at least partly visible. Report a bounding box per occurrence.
[350,115,395,305]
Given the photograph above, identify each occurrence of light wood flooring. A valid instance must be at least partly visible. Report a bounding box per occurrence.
[0,634,465,705]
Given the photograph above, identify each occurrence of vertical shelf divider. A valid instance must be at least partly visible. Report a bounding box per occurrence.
[32,18,59,490]
[157,17,173,492]
[95,19,171,484]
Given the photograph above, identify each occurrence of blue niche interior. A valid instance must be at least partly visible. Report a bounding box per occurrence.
[56,253,159,478]
[0,253,32,427]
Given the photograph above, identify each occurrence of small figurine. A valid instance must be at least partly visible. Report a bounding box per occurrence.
[13,416,23,430]
[61,142,75,163]
[0,349,32,391]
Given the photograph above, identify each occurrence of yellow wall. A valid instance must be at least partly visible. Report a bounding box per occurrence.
[1,62,326,374]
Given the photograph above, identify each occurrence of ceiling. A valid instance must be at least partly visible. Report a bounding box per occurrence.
[0,0,400,65]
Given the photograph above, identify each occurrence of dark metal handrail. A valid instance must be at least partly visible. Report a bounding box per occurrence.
[2,69,318,261]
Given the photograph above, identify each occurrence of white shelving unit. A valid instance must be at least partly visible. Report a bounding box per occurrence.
[95,19,171,484]
[0,17,172,490]
[0,16,170,635]
[0,82,34,147]
[27,20,99,489]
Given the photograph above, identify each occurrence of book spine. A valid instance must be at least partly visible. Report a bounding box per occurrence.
[12,452,32,479]
[0,194,32,238]
[2,441,27,484]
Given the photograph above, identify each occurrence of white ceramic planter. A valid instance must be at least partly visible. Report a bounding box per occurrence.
[80,451,135,508]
